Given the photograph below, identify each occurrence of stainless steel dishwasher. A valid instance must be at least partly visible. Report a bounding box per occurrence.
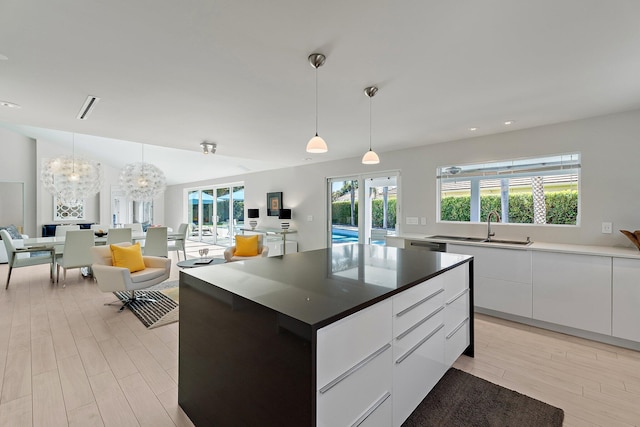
[406,240,447,252]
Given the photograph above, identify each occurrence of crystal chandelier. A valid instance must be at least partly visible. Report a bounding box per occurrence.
[40,135,103,205]
[119,145,166,201]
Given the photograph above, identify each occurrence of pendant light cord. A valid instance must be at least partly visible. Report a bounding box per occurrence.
[72,134,76,174]
[315,66,319,135]
[369,96,373,151]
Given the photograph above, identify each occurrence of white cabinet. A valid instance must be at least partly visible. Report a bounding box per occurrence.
[317,300,392,427]
[448,244,532,317]
[612,257,640,342]
[392,276,446,427]
[532,252,611,335]
[317,262,471,427]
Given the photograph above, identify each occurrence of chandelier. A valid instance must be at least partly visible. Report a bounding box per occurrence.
[40,135,103,205]
[119,145,166,201]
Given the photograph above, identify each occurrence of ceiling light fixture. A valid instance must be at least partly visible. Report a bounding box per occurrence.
[306,53,328,154]
[40,134,103,205]
[469,127,478,131]
[119,144,166,201]
[504,120,514,125]
[76,95,100,120]
[200,141,216,154]
[362,86,380,165]
[0,100,21,108]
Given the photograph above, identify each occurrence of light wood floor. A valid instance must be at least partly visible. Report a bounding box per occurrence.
[1,254,639,426]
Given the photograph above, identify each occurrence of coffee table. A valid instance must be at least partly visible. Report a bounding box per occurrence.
[177,258,226,268]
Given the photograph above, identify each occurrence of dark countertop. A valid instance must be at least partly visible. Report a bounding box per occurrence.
[181,244,472,329]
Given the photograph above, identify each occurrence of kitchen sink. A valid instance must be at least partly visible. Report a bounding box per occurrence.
[428,235,533,246]
[429,235,486,242]
[483,239,532,246]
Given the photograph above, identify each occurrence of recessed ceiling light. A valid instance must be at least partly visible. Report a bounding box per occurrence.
[504,120,514,125]
[0,100,21,108]
[469,127,478,131]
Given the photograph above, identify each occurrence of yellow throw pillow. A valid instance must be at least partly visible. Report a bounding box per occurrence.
[235,235,259,257]
[110,242,146,273]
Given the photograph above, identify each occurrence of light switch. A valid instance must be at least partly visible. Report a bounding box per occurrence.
[420,217,427,225]
[406,217,419,225]
[602,222,612,234]
[307,215,313,222]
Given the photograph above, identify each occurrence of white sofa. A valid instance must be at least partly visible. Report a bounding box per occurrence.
[0,234,28,264]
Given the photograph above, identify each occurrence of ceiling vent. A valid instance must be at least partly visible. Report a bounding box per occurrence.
[76,95,100,120]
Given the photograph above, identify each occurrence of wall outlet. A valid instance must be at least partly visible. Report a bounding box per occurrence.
[307,215,313,222]
[420,217,427,225]
[406,217,419,225]
[602,222,612,234]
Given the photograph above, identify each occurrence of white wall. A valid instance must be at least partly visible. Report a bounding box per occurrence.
[0,128,37,236]
[165,108,640,251]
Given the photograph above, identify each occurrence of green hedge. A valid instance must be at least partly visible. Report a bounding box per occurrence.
[332,199,397,229]
[441,191,578,224]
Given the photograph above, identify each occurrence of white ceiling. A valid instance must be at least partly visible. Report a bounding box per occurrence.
[1,1,640,184]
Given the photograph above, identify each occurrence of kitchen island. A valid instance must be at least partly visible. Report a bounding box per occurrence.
[178,244,473,427]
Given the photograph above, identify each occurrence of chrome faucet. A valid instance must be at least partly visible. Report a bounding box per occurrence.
[486,211,500,241]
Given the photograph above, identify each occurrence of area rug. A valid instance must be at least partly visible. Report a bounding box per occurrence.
[402,368,564,427]
[114,287,178,329]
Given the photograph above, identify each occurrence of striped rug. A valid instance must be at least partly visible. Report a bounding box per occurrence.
[114,290,179,329]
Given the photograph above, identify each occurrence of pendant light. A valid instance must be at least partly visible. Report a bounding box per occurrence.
[40,133,103,206]
[362,86,380,165]
[119,144,166,201]
[306,53,328,153]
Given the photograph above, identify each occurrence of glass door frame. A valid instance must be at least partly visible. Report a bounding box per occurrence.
[327,171,401,248]
[185,182,244,245]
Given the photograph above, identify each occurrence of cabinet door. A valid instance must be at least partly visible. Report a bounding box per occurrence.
[448,244,532,317]
[532,252,611,335]
[475,276,532,317]
[613,258,640,342]
[448,244,531,284]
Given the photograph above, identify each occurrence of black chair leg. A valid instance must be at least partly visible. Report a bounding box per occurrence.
[5,266,12,289]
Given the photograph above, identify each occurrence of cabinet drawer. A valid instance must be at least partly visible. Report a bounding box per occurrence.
[442,265,469,302]
[445,317,469,366]
[393,275,444,317]
[317,299,392,388]
[350,391,392,427]
[445,288,470,332]
[394,308,444,361]
[393,323,446,427]
[393,286,444,339]
[317,344,392,427]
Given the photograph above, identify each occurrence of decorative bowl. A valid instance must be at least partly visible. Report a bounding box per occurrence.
[94,232,108,237]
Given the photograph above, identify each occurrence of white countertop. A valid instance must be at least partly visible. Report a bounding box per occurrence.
[391,234,640,259]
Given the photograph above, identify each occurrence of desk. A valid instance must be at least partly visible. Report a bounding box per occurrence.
[236,227,297,255]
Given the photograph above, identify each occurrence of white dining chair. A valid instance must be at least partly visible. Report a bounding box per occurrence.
[55,229,94,286]
[143,226,168,257]
[106,228,132,245]
[55,224,80,237]
[168,223,189,261]
[1,229,54,289]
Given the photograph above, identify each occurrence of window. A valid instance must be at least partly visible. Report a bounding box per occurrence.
[437,153,580,225]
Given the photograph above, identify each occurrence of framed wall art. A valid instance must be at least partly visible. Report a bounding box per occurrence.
[267,192,283,216]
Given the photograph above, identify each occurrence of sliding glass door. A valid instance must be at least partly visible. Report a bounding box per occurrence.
[328,172,399,247]
[187,184,244,245]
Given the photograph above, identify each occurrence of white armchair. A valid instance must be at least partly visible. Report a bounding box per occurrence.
[224,234,269,262]
[0,231,28,264]
[90,242,171,311]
